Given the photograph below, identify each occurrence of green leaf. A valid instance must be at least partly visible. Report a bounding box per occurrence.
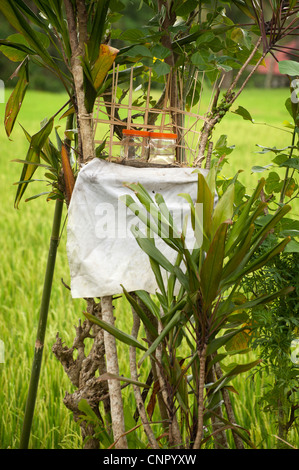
[138,309,183,366]
[122,286,158,338]
[97,372,150,389]
[84,312,147,351]
[232,105,254,122]
[221,224,255,281]
[176,0,198,16]
[196,172,214,249]
[153,60,171,78]
[200,223,228,311]
[133,233,174,274]
[251,164,272,173]
[278,60,299,77]
[151,45,171,61]
[211,359,262,394]
[251,204,291,247]
[211,183,234,239]
[206,329,245,356]
[225,178,265,254]
[226,238,292,287]
[120,29,145,43]
[196,31,215,47]
[280,158,299,170]
[0,35,34,62]
[88,0,111,64]
[92,44,119,90]
[123,44,152,58]
[238,286,294,312]
[4,57,29,137]
[14,118,54,208]
[284,239,299,253]
[0,0,59,73]
[134,290,161,319]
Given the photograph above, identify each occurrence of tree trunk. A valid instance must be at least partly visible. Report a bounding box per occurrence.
[101,296,128,449]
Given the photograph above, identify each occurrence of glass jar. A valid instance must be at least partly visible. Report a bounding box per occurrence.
[120,129,150,160]
[148,132,177,164]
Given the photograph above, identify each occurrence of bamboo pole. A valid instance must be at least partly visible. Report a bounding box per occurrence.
[20,197,64,449]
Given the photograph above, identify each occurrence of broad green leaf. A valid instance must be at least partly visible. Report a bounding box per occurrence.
[0,36,34,62]
[151,45,171,61]
[285,97,298,125]
[278,60,299,77]
[120,29,145,43]
[153,60,171,78]
[196,31,215,46]
[84,311,147,351]
[200,222,228,311]
[4,57,29,137]
[280,158,299,170]
[232,105,254,122]
[14,118,54,208]
[284,239,299,253]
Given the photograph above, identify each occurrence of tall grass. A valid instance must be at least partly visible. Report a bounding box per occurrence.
[0,87,297,449]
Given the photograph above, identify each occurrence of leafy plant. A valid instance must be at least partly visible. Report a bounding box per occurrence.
[233,63,299,448]
[85,168,293,448]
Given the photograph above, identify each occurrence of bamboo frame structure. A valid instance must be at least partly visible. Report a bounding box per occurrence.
[93,64,208,164]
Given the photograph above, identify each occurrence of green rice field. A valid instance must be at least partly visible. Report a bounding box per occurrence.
[0,87,298,449]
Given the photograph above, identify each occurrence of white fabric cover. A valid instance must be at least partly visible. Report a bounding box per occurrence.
[66,158,207,298]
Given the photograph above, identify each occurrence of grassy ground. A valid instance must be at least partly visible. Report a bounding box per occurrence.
[0,87,298,449]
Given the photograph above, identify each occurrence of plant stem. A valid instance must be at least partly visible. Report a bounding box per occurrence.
[280,128,297,204]
[20,197,64,449]
[193,344,207,449]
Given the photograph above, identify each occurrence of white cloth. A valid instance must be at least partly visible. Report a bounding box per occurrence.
[66,158,207,298]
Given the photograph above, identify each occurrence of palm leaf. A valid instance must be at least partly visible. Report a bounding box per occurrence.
[200,222,228,311]
[4,56,29,137]
[84,312,147,351]
[14,118,54,208]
